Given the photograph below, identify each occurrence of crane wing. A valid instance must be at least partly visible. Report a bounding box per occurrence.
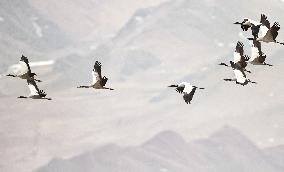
[183,87,197,104]
[92,61,102,85]
[259,25,270,38]
[270,22,280,40]
[182,83,193,94]
[262,22,280,41]
[24,58,33,76]
[27,78,47,97]
[260,14,270,29]
[92,70,100,85]
[250,40,261,62]
[235,41,244,56]
[17,61,29,76]
[233,52,241,63]
[250,44,259,62]
[176,85,185,94]
[100,76,108,87]
[27,79,40,96]
[234,41,244,63]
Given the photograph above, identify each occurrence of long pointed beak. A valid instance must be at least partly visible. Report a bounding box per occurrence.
[193,86,205,89]
[219,62,228,66]
[168,85,178,87]
[233,22,241,24]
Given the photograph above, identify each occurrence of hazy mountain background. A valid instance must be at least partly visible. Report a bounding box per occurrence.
[0,0,284,172]
[36,127,284,172]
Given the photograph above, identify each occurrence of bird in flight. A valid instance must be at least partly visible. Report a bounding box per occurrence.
[248,22,284,45]
[168,82,204,104]
[77,61,114,90]
[248,40,272,66]
[237,14,284,45]
[6,55,42,82]
[18,78,51,100]
[219,41,251,73]
[234,14,270,40]
[224,61,257,86]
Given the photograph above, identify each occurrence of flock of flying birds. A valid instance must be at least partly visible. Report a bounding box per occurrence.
[218,14,283,86]
[5,14,283,104]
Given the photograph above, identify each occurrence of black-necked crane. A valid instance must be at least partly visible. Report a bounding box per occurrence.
[6,55,42,82]
[219,41,251,73]
[168,82,204,104]
[18,78,51,100]
[248,22,284,45]
[234,17,260,32]
[234,14,270,39]
[248,40,272,66]
[77,61,114,90]
[250,14,271,40]
[224,61,257,86]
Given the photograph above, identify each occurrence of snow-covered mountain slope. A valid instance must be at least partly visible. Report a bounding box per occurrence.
[28,0,167,41]
[264,145,284,169]
[36,127,284,172]
[0,0,70,69]
[0,0,167,72]
[92,0,284,79]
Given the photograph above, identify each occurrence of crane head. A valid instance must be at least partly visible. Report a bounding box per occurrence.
[20,55,29,62]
